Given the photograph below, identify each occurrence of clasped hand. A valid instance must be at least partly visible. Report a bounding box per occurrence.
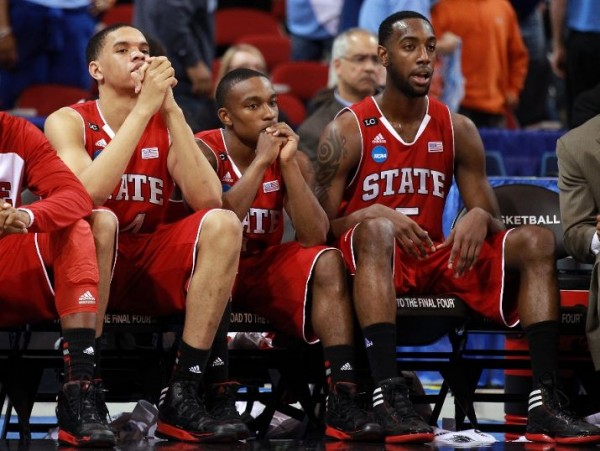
[0,203,29,236]
[256,123,298,166]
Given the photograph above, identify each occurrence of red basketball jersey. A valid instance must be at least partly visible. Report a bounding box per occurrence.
[69,101,173,234]
[339,96,455,242]
[196,129,285,254]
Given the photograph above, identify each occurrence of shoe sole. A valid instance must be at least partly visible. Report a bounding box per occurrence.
[526,432,600,445]
[385,431,434,443]
[57,429,116,448]
[156,421,238,443]
[325,423,383,442]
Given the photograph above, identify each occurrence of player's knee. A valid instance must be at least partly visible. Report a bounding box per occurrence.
[58,221,99,286]
[354,217,395,254]
[313,249,347,288]
[510,225,556,262]
[198,209,242,248]
[58,219,94,246]
[89,209,118,253]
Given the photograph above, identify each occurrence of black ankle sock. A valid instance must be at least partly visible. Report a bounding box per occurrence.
[172,340,210,384]
[94,336,103,379]
[525,320,560,387]
[62,328,96,382]
[362,322,398,383]
[323,344,356,386]
[203,304,231,385]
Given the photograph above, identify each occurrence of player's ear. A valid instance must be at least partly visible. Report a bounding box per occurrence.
[89,61,103,82]
[218,107,232,127]
[378,45,389,67]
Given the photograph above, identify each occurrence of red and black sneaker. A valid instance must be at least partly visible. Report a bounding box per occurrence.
[156,380,238,442]
[526,380,600,445]
[372,377,434,444]
[56,380,116,447]
[204,382,251,440]
[325,382,383,441]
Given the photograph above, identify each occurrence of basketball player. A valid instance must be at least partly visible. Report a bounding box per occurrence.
[194,67,385,442]
[43,24,246,443]
[314,10,600,445]
[0,112,114,447]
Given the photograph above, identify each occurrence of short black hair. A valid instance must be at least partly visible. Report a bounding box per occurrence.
[86,23,136,64]
[215,68,270,109]
[378,10,433,46]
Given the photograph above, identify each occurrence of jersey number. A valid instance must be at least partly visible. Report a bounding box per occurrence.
[121,213,146,234]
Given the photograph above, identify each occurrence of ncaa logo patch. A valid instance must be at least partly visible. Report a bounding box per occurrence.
[371,145,388,163]
[222,183,232,192]
[88,122,100,131]
[92,149,103,160]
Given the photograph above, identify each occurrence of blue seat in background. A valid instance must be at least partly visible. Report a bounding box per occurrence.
[540,151,559,177]
[486,150,507,176]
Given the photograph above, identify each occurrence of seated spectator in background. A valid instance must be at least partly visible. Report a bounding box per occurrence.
[44,24,246,443]
[297,28,381,167]
[557,113,600,373]
[432,0,529,128]
[195,68,384,442]
[315,11,600,444]
[0,112,114,447]
[216,44,268,81]
[0,0,114,111]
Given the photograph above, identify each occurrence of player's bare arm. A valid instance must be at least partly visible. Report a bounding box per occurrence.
[195,138,218,171]
[271,123,329,246]
[163,88,222,211]
[314,116,354,221]
[438,113,505,276]
[45,57,176,205]
[315,113,435,256]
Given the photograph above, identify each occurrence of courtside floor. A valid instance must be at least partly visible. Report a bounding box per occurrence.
[4,390,590,450]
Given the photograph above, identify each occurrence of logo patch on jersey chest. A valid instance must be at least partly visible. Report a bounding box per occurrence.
[372,133,386,144]
[371,145,388,163]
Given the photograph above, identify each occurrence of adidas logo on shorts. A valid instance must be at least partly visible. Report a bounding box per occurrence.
[83,346,95,356]
[78,291,96,304]
[340,362,353,371]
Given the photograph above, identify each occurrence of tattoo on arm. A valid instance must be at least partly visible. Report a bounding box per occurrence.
[314,127,346,204]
